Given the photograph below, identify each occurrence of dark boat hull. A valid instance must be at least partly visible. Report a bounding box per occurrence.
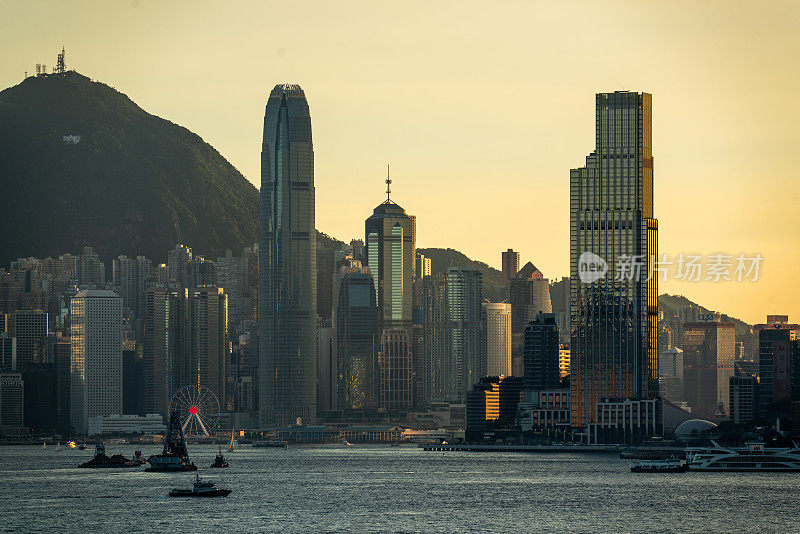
[631,465,688,473]
[146,465,198,472]
[169,490,231,497]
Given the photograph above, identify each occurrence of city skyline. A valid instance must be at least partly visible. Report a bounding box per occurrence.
[2,2,798,325]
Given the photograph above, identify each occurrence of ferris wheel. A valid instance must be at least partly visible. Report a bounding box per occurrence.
[169,385,221,437]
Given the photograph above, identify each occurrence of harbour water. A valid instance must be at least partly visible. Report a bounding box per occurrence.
[1,444,797,532]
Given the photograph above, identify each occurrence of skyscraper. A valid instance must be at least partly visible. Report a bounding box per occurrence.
[334,260,378,410]
[188,286,228,411]
[682,320,735,419]
[259,84,317,426]
[365,180,415,333]
[523,312,560,393]
[570,91,658,428]
[418,272,449,405]
[509,263,551,377]
[482,302,511,377]
[445,267,484,400]
[70,290,122,434]
[378,328,413,411]
[501,249,519,285]
[142,287,186,417]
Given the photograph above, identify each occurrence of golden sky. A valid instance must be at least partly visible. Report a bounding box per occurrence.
[2,1,798,325]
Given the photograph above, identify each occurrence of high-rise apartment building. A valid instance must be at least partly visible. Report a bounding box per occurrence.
[259,84,317,426]
[70,290,122,434]
[445,268,484,400]
[682,321,735,419]
[0,372,24,431]
[418,273,449,405]
[501,249,520,285]
[188,286,228,409]
[758,327,799,419]
[142,287,187,417]
[415,253,431,279]
[570,91,659,428]
[483,302,511,377]
[9,309,49,369]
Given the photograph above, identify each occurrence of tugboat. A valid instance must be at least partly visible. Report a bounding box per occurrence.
[210,448,229,468]
[169,474,231,498]
[145,412,197,472]
[630,458,688,473]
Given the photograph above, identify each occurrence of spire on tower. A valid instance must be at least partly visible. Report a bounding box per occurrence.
[385,163,392,202]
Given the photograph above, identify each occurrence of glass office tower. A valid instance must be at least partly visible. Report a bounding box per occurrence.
[570,91,659,428]
[259,84,317,426]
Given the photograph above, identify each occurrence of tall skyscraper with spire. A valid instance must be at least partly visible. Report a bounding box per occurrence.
[365,168,415,332]
[259,84,317,426]
[570,91,659,428]
[365,168,416,410]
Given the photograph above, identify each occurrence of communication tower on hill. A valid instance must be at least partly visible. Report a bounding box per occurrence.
[55,47,66,74]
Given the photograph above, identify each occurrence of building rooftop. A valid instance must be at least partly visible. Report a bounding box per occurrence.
[74,289,121,298]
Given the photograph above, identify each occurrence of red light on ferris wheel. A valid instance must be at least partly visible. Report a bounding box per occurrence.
[190,406,198,415]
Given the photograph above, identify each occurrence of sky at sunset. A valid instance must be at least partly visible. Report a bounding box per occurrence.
[2,1,798,325]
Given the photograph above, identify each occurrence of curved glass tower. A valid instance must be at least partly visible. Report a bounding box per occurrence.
[259,84,316,426]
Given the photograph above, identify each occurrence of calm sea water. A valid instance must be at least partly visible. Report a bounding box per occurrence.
[1,443,797,533]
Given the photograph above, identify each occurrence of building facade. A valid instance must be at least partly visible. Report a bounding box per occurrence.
[482,302,512,377]
[378,329,413,412]
[501,249,520,285]
[523,313,561,393]
[570,91,659,428]
[259,84,317,426]
[682,321,735,419]
[445,268,484,401]
[70,290,122,434]
[335,262,378,410]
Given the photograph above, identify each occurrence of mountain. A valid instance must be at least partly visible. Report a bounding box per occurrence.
[659,293,752,335]
[417,247,506,300]
[0,71,343,267]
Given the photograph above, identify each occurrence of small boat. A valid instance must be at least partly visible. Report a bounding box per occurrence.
[227,429,236,453]
[169,475,231,498]
[78,443,87,450]
[54,441,62,452]
[342,440,354,447]
[42,441,47,450]
[631,458,688,473]
[211,448,229,468]
[68,440,77,449]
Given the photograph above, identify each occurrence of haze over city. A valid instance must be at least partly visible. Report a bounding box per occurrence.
[2,1,798,324]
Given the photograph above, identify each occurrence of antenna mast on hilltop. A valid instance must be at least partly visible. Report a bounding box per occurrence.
[55,47,66,74]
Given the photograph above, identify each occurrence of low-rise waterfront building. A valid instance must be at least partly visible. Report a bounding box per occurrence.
[87,413,167,436]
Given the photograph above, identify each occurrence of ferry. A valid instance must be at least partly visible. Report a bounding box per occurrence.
[630,458,688,473]
[686,441,800,472]
[169,475,231,498]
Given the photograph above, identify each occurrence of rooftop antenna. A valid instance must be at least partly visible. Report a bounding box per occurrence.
[385,163,392,202]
